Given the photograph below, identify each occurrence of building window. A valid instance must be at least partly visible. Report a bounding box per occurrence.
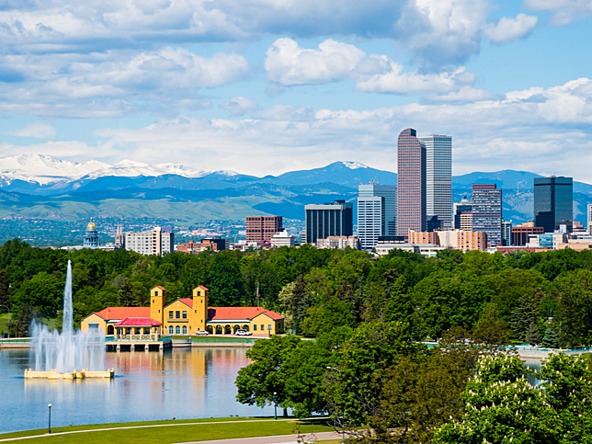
[253,324,257,331]
[268,324,272,331]
[182,326,187,335]
[261,324,264,331]
[168,326,173,335]
[182,311,187,319]
[175,326,180,334]
[176,311,180,319]
[168,311,173,319]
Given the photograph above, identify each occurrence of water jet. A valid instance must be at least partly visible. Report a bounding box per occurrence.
[24,260,114,379]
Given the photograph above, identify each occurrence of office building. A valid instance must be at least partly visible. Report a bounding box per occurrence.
[534,176,573,233]
[419,134,452,229]
[502,220,513,246]
[453,196,473,231]
[125,226,174,256]
[512,221,544,246]
[472,184,502,247]
[305,200,353,244]
[397,128,426,237]
[246,216,283,244]
[357,183,396,251]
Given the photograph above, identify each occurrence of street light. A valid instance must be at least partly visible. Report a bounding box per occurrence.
[273,391,277,420]
[48,404,52,434]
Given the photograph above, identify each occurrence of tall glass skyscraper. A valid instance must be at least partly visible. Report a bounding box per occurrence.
[534,176,573,233]
[419,134,452,229]
[472,184,502,247]
[358,183,396,251]
[397,128,426,237]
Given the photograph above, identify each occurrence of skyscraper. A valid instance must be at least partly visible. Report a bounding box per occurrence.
[419,134,452,229]
[357,183,397,251]
[305,200,353,244]
[534,176,573,233]
[472,184,502,247]
[397,128,426,237]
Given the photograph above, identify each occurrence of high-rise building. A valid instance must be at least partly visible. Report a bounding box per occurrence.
[472,184,502,247]
[397,128,426,237]
[357,183,396,251]
[125,226,174,256]
[453,196,473,231]
[83,220,100,248]
[534,176,573,233]
[246,216,283,244]
[588,204,592,233]
[419,134,452,229]
[502,220,513,246]
[305,200,353,244]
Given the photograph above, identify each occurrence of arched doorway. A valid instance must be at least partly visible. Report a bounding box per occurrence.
[224,325,231,335]
[107,325,114,335]
[215,326,222,335]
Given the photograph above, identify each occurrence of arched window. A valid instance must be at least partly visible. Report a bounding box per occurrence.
[168,326,173,335]
[182,326,187,335]
[175,326,180,334]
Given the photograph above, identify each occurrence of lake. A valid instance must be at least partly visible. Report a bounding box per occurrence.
[0,347,273,434]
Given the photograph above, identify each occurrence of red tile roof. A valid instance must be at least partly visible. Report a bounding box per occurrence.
[94,307,150,321]
[208,306,284,322]
[115,317,162,327]
[178,298,193,308]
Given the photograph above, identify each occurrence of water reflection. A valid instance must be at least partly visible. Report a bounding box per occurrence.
[1,347,271,433]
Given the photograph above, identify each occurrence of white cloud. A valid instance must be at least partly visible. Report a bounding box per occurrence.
[396,0,489,67]
[10,123,56,139]
[485,13,538,43]
[265,38,477,95]
[222,96,258,116]
[524,0,592,25]
[265,38,366,86]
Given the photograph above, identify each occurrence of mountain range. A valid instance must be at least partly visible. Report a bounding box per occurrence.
[0,154,590,225]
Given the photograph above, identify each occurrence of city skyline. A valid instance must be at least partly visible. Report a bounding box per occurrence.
[0,2,591,181]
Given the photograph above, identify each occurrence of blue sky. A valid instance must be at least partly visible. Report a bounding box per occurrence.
[0,0,591,181]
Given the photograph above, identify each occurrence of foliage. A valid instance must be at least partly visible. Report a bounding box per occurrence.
[433,353,592,444]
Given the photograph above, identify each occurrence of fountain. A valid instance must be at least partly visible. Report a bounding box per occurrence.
[24,260,114,379]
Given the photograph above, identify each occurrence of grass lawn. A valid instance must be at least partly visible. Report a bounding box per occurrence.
[0,417,334,444]
[0,313,9,336]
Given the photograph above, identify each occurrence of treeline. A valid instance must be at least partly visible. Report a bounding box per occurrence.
[1,238,592,348]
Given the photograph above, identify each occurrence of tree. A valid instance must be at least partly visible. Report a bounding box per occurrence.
[277,276,314,334]
[235,334,301,416]
[433,353,592,444]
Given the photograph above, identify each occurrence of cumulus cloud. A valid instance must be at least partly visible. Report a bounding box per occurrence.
[395,0,489,68]
[10,123,56,138]
[222,96,258,116]
[265,38,366,85]
[524,0,592,25]
[265,38,477,95]
[0,48,248,117]
[485,13,538,43]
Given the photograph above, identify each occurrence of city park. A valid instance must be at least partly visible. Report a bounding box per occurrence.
[1,240,592,442]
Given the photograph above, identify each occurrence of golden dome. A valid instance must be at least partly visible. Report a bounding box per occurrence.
[87,221,97,231]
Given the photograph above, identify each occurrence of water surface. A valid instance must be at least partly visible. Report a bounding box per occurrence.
[0,347,272,433]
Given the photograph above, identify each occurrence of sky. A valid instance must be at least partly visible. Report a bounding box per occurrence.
[0,0,591,181]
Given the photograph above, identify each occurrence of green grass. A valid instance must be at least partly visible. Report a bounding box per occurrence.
[0,417,333,444]
[0,313,10,336]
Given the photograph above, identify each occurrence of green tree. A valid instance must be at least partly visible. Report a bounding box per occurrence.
[235,334,301,416]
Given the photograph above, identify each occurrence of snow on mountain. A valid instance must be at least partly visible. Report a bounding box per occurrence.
[341,161,368,170]
[0,154,110,185]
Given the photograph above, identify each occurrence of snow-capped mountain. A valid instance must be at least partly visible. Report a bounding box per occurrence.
[0,154,207,184]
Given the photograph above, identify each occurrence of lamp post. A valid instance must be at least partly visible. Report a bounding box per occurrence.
[48,404,52,434]
[273,391,277,420]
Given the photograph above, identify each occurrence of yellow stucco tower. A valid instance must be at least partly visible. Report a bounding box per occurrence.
[192,285,209,332]
[150,285,167,325]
